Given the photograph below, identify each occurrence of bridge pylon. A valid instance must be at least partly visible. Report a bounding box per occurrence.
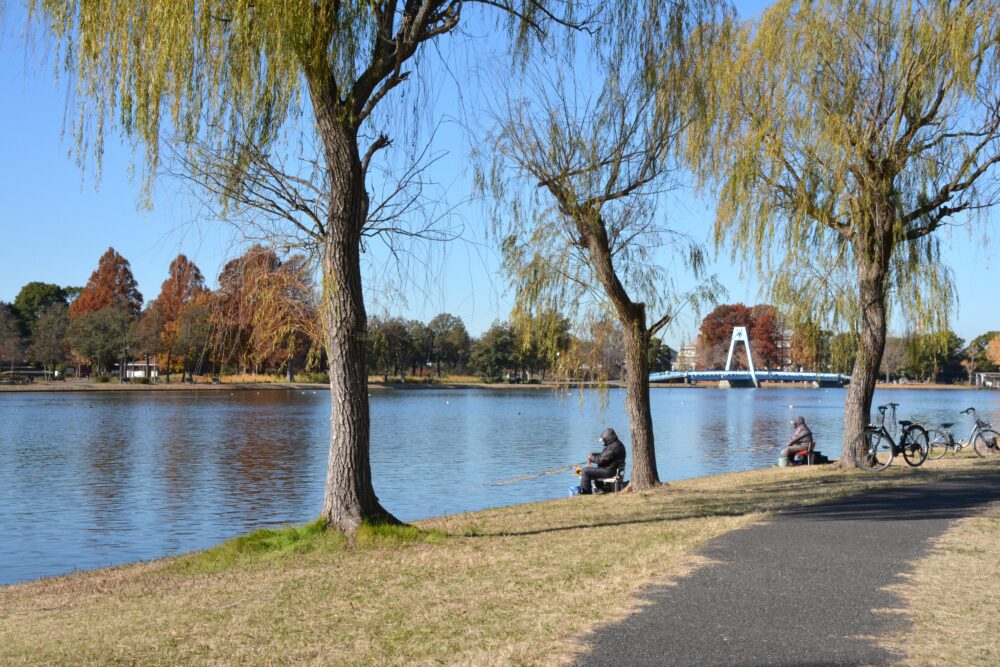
[721,327,758,388]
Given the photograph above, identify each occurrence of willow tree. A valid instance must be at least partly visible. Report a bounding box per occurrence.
[486,2,728,490]
[708,0,1000,459]
[23,0,588,532]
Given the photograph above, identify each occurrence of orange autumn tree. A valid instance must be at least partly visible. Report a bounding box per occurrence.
[172,291,216,380]
[213,246,278,374]
[212,246,319,378]
[248,254,320,380]
[69,248,143,318]
[150,255,208,381]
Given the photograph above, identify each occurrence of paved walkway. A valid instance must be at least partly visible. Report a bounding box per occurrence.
[576,469,1000,666]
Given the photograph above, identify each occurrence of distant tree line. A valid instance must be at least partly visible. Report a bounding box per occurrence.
[369,312,674,382]
[1,247,677,384]
[0,246,322,381]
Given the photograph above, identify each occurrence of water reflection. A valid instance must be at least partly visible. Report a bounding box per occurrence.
[1,386,999,584]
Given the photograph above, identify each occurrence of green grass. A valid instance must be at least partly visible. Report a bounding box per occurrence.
[172,518,446,575]
[170,519,340,574]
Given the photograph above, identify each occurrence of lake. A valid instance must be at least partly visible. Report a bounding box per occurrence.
[2,385,998,584]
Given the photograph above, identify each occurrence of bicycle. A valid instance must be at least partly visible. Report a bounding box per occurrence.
[850,402,929,471]
[926,408,1000,460]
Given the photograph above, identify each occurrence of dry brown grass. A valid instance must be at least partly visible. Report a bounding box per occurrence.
[884,498,1000,666]
[0,458,990,666]
[221,373,286,384]
[366,374,489,385]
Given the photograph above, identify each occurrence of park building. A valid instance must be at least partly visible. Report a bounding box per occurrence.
[675,344,698,371]
[118,358,159,380]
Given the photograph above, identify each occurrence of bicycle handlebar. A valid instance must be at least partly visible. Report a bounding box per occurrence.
[961,407,976,415]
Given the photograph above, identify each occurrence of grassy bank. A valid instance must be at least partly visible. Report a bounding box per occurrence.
[0,457,992,666]
[886,499,1000,666]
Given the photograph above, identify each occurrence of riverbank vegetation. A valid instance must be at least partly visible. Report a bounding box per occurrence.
[0,457,993,665]
[0,254,674,388]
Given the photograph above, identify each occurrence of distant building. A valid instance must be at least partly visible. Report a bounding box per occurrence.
[676,344,698,371]
[975,372,1000,389]
[779,331,793,370]
[120,359,159,380]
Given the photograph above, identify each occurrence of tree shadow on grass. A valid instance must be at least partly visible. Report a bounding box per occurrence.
[457,468,1000,538]
[782,470,1000,523]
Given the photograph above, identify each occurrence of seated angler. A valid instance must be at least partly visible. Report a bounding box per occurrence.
[779,415,814,466]
[572,428,627,495]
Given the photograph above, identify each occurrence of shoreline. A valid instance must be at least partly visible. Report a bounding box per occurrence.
[1,457,992,665]
[0,379,980,393]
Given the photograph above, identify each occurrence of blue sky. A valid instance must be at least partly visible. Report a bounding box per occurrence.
[0,2,996,348]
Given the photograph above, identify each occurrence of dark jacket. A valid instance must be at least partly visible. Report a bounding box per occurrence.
[591,428,627,470]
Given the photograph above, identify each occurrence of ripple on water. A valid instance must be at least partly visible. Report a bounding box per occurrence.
[1,386,998,583]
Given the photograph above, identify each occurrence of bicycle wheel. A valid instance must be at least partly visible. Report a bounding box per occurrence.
[852,430,893,471]
[925,428,952,460]
[901,425,929,467]
[972,428,1000,460]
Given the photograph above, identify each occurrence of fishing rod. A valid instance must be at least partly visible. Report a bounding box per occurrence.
[485,463,586,487]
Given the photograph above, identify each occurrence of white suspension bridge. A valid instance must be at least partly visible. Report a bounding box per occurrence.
[650,327,851,388]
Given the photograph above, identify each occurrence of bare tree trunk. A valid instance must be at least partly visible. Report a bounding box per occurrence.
[841,261,888,466]
[622,320,659,490]
[316,119,397,532]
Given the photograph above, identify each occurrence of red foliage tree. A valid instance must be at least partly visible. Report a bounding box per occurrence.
[152,255,207,322]
[698,304,753,369]
[70,247,143,318]
[749,304,783,369]
[697,303,785,370]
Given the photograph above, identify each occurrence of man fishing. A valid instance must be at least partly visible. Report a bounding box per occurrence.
[779,415,814,466]
[571,427,627,495]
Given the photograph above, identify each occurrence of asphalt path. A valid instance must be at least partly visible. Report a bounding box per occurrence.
[576,469,1000,666]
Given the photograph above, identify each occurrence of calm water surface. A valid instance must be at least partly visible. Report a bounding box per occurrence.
[2,386,999,584]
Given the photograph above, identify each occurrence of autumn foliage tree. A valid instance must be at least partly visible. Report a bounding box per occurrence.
[149,255,208,381]
[153,256,207,322]
[791,320,835,371]
[698,304,752,369]
[212,246,319,378]
[749,305,783,369]
[69,248,143,318]
[698,304,783,370]
[984,336,1000,369]
[248,254,320,379]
